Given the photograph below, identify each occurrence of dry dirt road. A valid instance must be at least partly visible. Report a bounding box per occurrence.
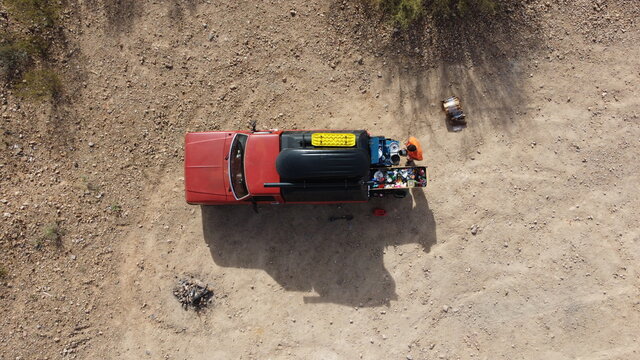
[2,1,640,359]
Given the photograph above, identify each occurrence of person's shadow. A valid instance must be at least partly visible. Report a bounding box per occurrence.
[201,188,436,307]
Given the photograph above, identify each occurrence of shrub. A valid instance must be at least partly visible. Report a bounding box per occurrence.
[0,42,30,80]
[4,0,60,28]
[372,0,424,28]
[110,204,123,215]
[370,0,497,27]
[1,2,61,96]
[0,40,31,80]
[40,222,64,248]
[0,36,49,79]
[16,68,62,100]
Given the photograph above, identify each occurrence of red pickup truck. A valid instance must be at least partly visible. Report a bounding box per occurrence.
[184,129,427,205]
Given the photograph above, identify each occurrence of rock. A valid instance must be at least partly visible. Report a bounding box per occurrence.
[442,305,449,312]
[470,225,479,235]
[229,84,238,90]
[290,9,297,16]
[88,142,95,147]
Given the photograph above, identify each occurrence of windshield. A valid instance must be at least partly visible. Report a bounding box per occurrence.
[229,134,249,199]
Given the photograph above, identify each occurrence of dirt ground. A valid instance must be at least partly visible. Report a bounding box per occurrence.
[1,0,640,359]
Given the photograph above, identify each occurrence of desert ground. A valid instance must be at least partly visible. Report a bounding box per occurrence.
[1,0,639,359]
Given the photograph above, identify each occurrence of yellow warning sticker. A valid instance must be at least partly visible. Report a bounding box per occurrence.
[311,133,356,147]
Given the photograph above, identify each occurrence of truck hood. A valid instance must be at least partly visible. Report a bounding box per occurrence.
[184,133,229,196]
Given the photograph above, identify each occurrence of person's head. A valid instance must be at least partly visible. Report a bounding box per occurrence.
[407,144,417,152]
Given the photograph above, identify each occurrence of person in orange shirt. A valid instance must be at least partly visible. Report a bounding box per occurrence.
[404,136,423,163]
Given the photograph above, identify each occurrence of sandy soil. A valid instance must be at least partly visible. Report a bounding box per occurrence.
[1,0,639,359]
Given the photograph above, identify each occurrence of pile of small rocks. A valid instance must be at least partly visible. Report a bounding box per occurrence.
[173,278,213,311]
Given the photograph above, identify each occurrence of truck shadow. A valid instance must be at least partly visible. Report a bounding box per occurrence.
[201,189,436,307]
